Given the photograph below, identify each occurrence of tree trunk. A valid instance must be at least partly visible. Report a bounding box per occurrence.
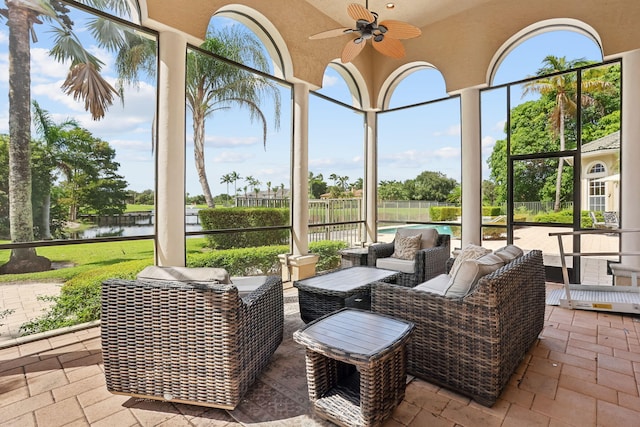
[1,2,51,274]
[192,106,215,207]
[554,103,566,212]
[42,192,51,239]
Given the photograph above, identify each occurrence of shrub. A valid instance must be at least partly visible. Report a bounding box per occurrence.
[199,207,289,249]
[20,258,153,335]
[482,206,503,216]
[310,240,349,271]
[429,206,460,221]
[187,240,349,275]
[188,245,287,275]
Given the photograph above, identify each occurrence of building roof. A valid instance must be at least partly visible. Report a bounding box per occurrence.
[582,131,620,153]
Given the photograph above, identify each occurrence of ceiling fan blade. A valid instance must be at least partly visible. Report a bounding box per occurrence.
[379,20,422,39]
[309,27,353,40]
[372,37,405,59]
[341,38,366,63]
[347,3,374,22]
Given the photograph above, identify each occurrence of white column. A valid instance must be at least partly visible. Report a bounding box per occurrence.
[292,82,310,255]
[155,31,187,266]
[459,88,482,247]
[620,49,640,266]
[365,110,378,243]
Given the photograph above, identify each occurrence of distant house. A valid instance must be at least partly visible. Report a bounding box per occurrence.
[580,131,620,212]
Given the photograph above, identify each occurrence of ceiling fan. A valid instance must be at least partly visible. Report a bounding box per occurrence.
[309,2,421,63]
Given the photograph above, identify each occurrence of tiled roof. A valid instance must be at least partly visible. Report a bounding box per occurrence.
[582,131,620,153]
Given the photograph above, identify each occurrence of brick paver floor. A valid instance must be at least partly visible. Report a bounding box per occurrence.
[1,285,639,426]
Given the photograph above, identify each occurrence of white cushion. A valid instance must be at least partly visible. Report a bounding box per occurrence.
[230,276,268,297]
[376,257,415,274]
[449,244,492,278]
[396,227,439,249]
[493,245,524,263]
[137,266,232,284]
[391,233,421,260]
[413,274,451,295]
[445,253,504,297]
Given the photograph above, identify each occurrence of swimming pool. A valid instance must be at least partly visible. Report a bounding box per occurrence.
[378,224,453,235]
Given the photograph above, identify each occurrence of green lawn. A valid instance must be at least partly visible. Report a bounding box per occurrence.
[0,237,210,283]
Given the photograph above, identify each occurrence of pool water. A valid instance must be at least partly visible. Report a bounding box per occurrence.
[378,224,453,235]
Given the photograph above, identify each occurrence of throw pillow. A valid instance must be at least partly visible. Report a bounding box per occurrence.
[493,245,524,263]
[397,227,439,249]
[391,233,422,260]
[445,253,504,298]
[449,243,492,279]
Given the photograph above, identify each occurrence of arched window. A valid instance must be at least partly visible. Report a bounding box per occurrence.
[588,163,607,211]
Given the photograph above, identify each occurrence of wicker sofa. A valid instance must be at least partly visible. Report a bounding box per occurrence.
[101,275,283,409]
[370,249,546,406]
[368,232,451,286]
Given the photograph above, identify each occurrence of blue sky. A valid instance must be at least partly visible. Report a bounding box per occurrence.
[0,6,603,197]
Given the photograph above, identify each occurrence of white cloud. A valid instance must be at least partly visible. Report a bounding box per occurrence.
[433,124,460,137]
[433,146,460,158]
[31,48,70,82]
[213,151,255,163]
[494,119,506,132]
[482,135,496,148]
[322,74,339,88]
[208,135,259,147]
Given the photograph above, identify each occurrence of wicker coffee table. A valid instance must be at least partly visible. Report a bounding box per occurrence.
[294,308,414,427]
[293,266,399,323]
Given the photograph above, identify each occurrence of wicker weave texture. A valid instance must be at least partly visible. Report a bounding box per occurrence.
[371,249,546,406]
[368,234,451,286]
[294,309,413,427]
[101,275,283,409]
[294,268,399,323]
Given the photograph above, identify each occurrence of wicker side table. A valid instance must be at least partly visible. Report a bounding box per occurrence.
[294,308,414,427]
[339,247,370,267]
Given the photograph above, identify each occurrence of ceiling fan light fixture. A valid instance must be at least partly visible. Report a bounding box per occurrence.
[310,2,420,63]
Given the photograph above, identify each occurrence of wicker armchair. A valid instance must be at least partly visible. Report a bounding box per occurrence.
[368,233,451,286]
[370,250,546,406]
[101,275,283,409]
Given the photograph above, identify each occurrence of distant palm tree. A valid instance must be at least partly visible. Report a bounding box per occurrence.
[522,55,612,211]
[220,173,232,205]
[266,181,272,199]
[230,171,242,198]
[186,27,281,208]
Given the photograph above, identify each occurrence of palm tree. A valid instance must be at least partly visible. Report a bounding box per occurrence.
[220,173,232,205]
[1,0,150,273]
[186,26,281,208]
[31,101,79,239]
[522,55,611,211]
[266,181,272,199]
[230,171,242,198]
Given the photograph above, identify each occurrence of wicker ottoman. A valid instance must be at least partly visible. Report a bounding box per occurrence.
[294,308,414,427]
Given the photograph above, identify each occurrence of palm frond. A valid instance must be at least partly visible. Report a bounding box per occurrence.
[48,26,104,69]
[86,16,125,51]
[61,62,118,120]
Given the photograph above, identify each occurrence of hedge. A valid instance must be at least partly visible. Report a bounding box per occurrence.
[187,240,348,276]
[429,206,460,221]
[199,207,289,249]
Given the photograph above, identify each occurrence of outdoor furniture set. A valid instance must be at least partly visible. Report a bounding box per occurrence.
[100,232,545,426]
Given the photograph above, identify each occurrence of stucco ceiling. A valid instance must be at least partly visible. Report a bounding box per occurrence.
[303,0,495,29]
